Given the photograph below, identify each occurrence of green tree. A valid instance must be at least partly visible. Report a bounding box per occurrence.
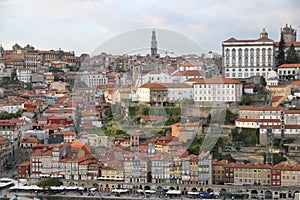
[277,32,286,68]
[54,75,60,81]
[16,109,23,118]
[241,95,252,105]
[37,178,63,193]
[225,110,238,124]
[286,44,299,64]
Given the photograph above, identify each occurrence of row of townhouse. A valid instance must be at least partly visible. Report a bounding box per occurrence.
[99,150,213,186]
[213,160,300,187]
[18,142,101,181]
[137,78,243,105]
[235,106,300,145]
[0,136,15,173]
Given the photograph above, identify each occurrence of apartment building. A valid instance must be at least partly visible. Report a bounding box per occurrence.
[198,152,212,185]
[192,78,243,103]
[225,162,272,185]
[278,64,300,80]
[17,68,31,83]
[238,106,282,119]
[81,73,108,87]
[141,70,172,85]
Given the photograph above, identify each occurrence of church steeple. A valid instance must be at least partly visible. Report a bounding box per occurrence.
[151,29,158,58]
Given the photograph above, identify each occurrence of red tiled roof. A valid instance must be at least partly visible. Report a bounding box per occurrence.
[180,62,202,67]
[139,83,167,90]
[271,96,283,102]
[223,37,273,43]
[236,118,281,123]
[20,137,38,143]
[172,70,204,76]
[18,161,30,167]
[160,83,192,88]
[284,110,300,114]
[289,80,300,86]
[278,63,300,68]
[260,125,300,129]
[239,106,282,111]
[147,70,160,74]
[190,78,241,84]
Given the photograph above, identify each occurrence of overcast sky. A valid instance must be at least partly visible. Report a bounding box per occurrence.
[1,0,299,55]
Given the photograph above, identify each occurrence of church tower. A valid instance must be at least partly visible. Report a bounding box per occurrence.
[0,45,4,64]
[281,24,297,42]
[151,29,158,58]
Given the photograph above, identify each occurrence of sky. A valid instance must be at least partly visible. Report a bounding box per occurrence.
[0,0,300,56]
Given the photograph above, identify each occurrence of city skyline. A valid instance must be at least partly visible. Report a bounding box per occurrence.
[0,0,299,55]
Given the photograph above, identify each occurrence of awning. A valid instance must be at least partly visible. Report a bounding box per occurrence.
[166,190,181,195]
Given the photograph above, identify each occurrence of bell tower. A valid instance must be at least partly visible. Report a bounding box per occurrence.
[151,29,158,58]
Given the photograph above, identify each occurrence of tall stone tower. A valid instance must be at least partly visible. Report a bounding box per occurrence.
[281,24,297,42]
[0,45,4,64]
[151,29,158,58]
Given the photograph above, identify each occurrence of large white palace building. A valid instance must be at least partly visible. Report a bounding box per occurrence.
[222,29,275,80]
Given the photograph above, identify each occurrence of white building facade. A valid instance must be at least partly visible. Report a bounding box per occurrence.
[192,78,243,103]
[161,83,194,102]
[81,73,108,87]
[17,68,32,83]
[222,29,275,79]
[278,64,300,80]
[141,71,172,85]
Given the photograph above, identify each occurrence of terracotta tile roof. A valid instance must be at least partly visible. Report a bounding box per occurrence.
[172,70,204,76]
[260,125,300,129]
[0,136,8,141]
[278,63,300,68]
[239,106,282,111]
[20,137,38,143]
[289,80,300,86]
[180,62,202,67]
[223,37,273,43]
[147,70,160,74]
[188,154,198,162]
[190,78,241,84]
[213,159,228,165]
[18,161,31,167]
[160,83,192,88]
[227,162,272,169]
[139,83,167,90]
[236,118,281,123]
[271,96,283,102]
[284,110,300,114]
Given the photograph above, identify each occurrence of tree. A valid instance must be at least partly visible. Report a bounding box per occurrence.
[277,33,286,68]
[241,95,252,105]
[54,75,60,81]
[286,44,299,64]
[37,178,63,193]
